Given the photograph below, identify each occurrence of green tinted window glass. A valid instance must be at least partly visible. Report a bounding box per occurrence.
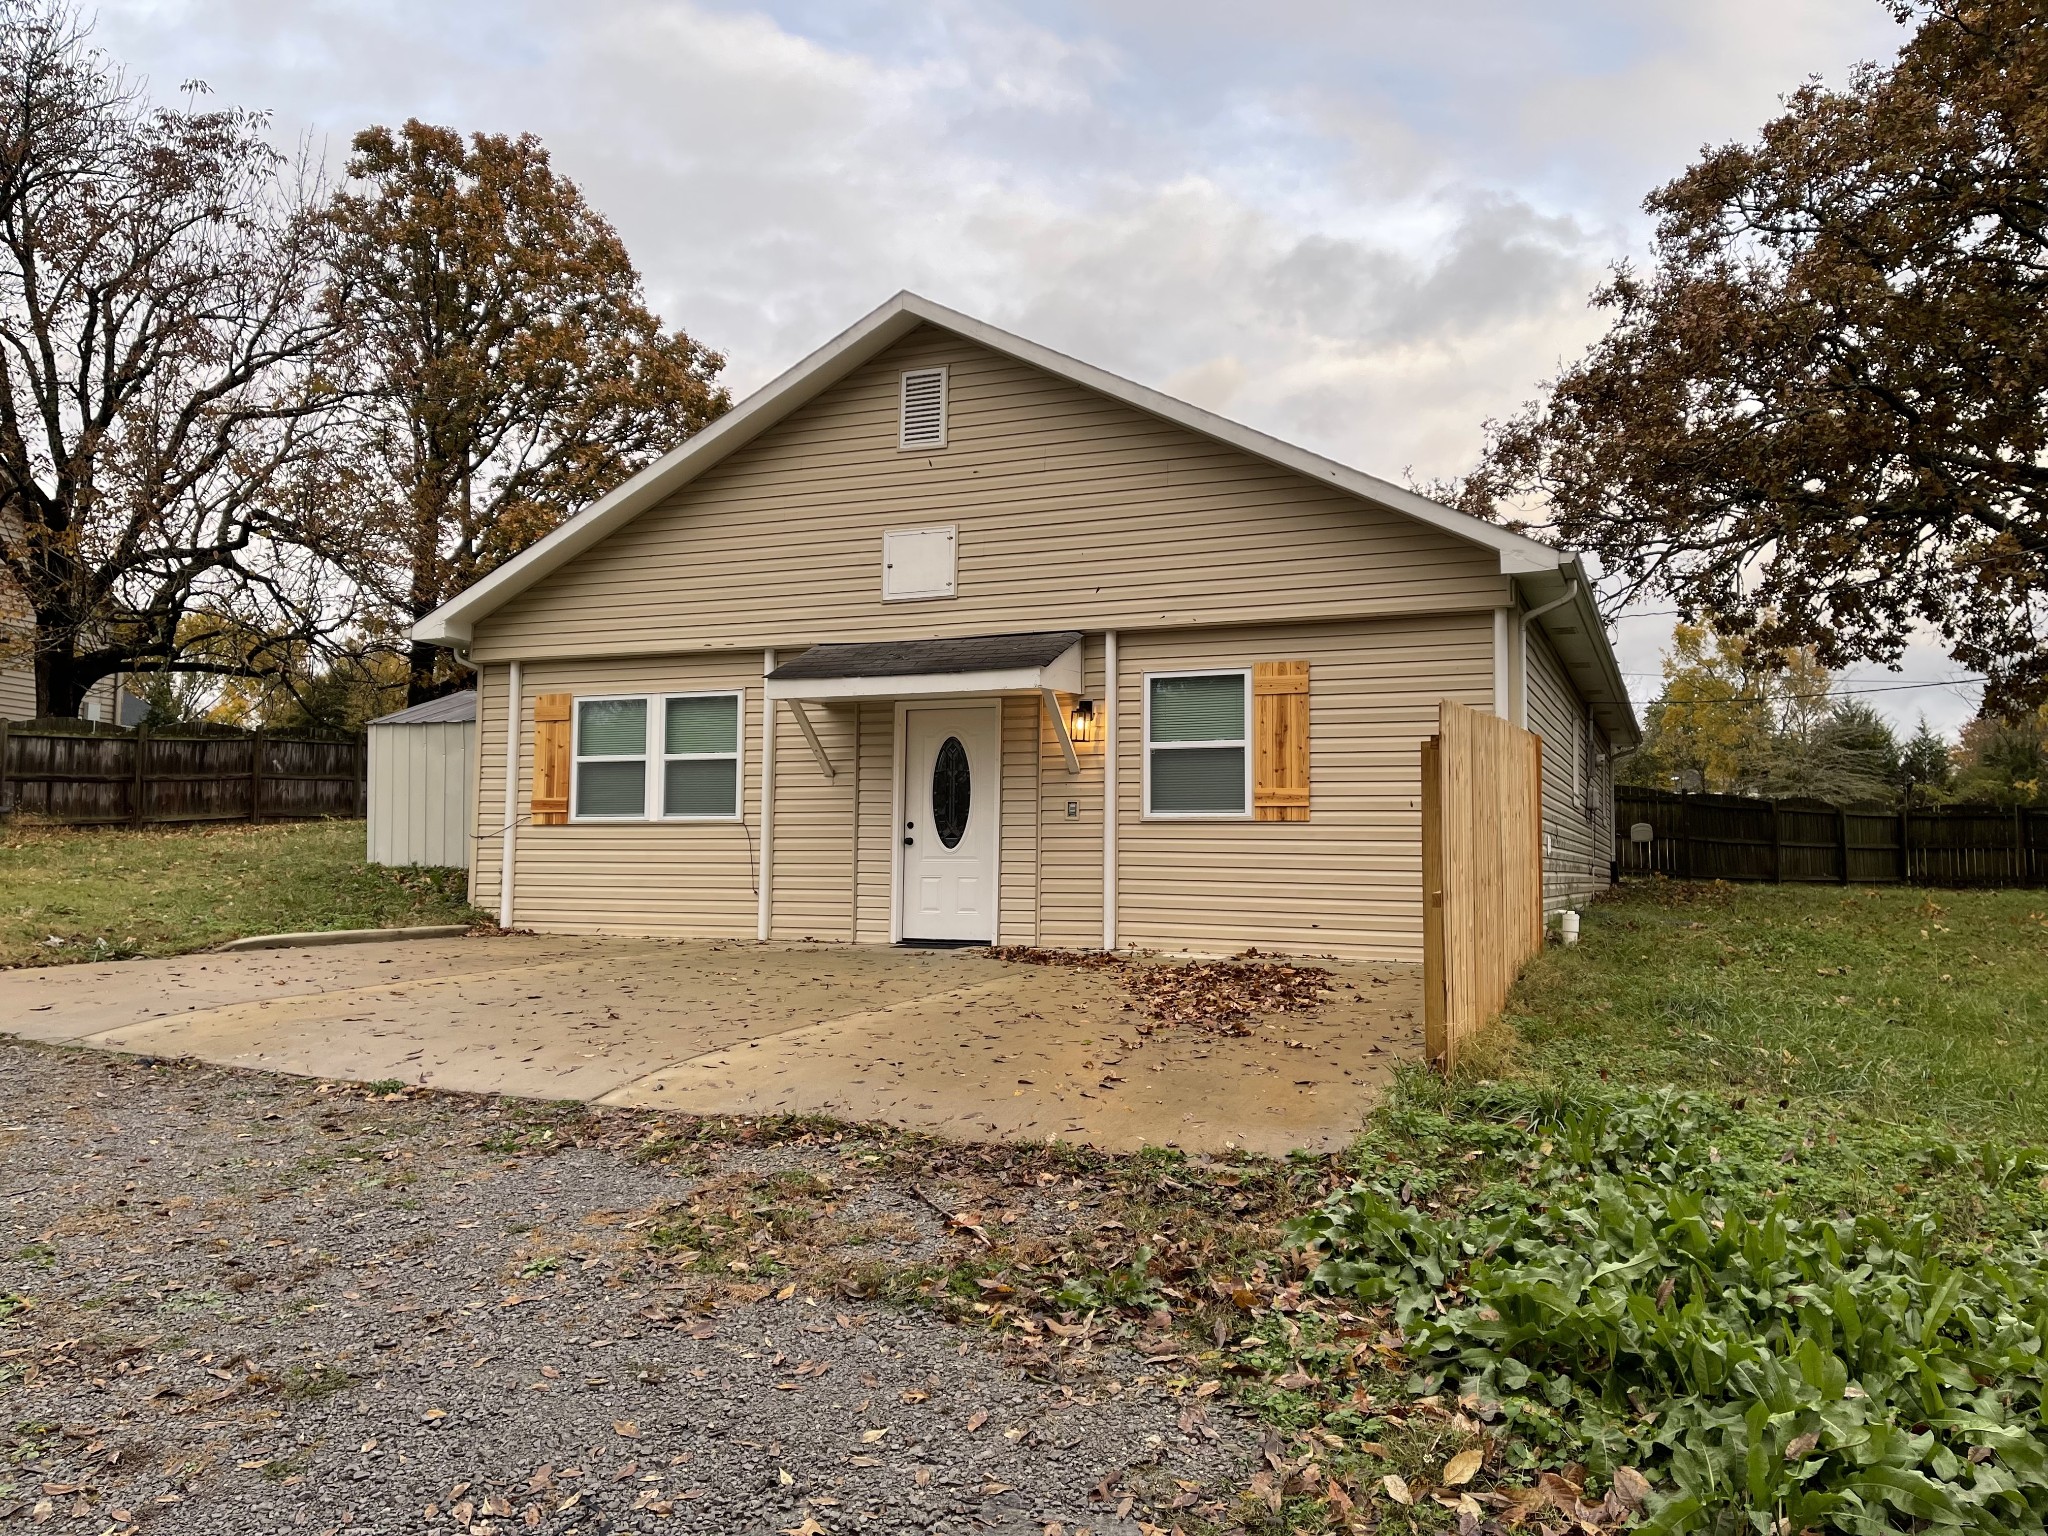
[578,698,647,757]
[664,758,738,818]
[1149,746,1246,814]
[1149,674,1245,743]
[576,760,646,817]
[666,694,738,755]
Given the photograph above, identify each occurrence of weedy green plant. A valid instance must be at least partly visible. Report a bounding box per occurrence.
[1293,1090,2048,1535]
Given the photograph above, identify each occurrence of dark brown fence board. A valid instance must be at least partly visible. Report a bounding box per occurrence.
[1618,786,2046,889]
[0,720,364,826]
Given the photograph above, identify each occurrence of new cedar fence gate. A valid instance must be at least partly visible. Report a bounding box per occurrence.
[1616,787,2046,888]
[0,720,365,826]
[1421,700,1545,1073]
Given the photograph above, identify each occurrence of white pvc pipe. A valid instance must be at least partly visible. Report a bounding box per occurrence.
[758,649,775,941]
[1102,630,1118,952]
[498,660,520,929]
[1493,607,1511,718]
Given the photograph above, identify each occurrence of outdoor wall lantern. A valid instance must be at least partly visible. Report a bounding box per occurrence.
[1069,698,1097,744]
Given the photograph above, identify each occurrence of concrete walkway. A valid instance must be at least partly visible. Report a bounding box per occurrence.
[0,934,1423,1154]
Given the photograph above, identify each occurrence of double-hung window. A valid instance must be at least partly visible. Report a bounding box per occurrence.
[1144,670,1250,818]
[661,693,741,818]
[573,697,650,819]
[571,692,742,821]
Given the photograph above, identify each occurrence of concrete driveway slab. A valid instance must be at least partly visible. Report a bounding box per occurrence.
[0,933,1423,1152]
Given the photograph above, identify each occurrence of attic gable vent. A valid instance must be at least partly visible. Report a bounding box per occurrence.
[899,367,948,449]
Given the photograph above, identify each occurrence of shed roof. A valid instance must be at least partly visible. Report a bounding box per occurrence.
[368,691,477,727]
[770,631,1082,682]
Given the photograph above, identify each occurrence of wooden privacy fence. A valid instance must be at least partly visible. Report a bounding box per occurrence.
[1421,699,1545,1073]
[1616,786,2047,887]
[0,719,365,826]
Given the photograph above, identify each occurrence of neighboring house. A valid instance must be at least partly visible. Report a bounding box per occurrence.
[415,292,1638,962]
[0,655,127,723]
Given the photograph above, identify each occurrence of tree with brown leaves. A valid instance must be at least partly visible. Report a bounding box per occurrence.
[326,120,730,704]
[1469,0,2048,715]
[0,1,347,717]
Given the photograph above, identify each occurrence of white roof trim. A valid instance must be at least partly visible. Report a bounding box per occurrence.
[412,291,1564,648]
[765,648,1082,703]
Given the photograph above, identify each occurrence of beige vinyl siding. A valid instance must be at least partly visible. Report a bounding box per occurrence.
[1116,615,1494,962]
[998,694,1041,946]
[470,327,1507,662]
[0,662,30,719]
[1037,637,1107,949]
[471,663,504,907]
[854,703,894,943]
[1526,626,1612,910]
[476,654,764,939]
[768,699,856,941]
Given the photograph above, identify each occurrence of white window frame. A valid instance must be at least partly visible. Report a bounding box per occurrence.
[569,693,653,823]
[898,365,949,450]
[658,689,745,822]
[1141,667,1253,821]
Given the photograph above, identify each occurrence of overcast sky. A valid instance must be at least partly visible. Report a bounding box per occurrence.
[96,0,1983,735]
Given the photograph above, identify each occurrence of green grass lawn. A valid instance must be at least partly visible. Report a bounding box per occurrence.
[1267,882,2048,1534]
[0,818,483,968]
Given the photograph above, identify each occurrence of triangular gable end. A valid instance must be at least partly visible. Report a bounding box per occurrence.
[414,292,1566,651]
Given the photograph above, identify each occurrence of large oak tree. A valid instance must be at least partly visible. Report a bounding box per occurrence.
[1470,0,2048,714]
[0,1,346,717]
[326,121,730,704]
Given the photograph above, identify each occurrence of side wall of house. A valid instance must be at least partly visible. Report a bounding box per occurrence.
[1526,626,1613,911]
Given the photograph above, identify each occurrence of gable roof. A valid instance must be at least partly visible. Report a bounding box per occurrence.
[413,291,1637,747]
[414,291,1566,651]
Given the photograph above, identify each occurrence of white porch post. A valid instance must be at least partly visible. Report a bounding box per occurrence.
[498,660,520,929]
[1102,630,1118,952]
[758,649,776,941]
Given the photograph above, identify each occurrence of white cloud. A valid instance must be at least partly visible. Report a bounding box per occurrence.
[92,0,1956,728]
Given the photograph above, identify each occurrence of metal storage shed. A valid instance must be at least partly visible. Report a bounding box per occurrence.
[366,691,475,867]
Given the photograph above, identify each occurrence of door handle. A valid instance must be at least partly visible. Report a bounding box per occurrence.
[903,836,915,846]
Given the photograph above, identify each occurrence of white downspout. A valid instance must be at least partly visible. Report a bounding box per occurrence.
[1492,608,1511,718]
[498,660,520,929]
[1102,630,1118,953]
[1518,582,1578,728]
[758,649,775,942]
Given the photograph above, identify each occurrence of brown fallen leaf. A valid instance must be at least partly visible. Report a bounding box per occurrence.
[612,1420,640,1438]
[1383,1473,1414,1505]
[1443,1448,1483,1486]
[966,1410,989,1432]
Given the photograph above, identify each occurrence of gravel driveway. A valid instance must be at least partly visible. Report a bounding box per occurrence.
[0,1042,1257,1534]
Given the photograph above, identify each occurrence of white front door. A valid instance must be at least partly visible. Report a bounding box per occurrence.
[900,705,999,943]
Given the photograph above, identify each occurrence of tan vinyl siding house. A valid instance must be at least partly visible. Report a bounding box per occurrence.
[428,293,1637,963]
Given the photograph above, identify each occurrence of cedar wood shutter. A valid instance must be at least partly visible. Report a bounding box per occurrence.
[531,694,571,826]
[1253,661,1309,822]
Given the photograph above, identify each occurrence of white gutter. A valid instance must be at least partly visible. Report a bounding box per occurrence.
[1516,583,1579,728]
[758,649,775,942]
[1102,630,1118,953]
[498,660,520,929]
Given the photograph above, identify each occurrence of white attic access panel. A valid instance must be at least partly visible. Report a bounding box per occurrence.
[881,525,957,602]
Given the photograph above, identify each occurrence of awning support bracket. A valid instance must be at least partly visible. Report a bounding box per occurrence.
[1041,688,1079,776]
[789,701,835,780]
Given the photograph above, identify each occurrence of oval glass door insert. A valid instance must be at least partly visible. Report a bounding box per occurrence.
[931,736,971,848]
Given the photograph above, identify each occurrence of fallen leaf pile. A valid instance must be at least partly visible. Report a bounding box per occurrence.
[987,947,1334,1037]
